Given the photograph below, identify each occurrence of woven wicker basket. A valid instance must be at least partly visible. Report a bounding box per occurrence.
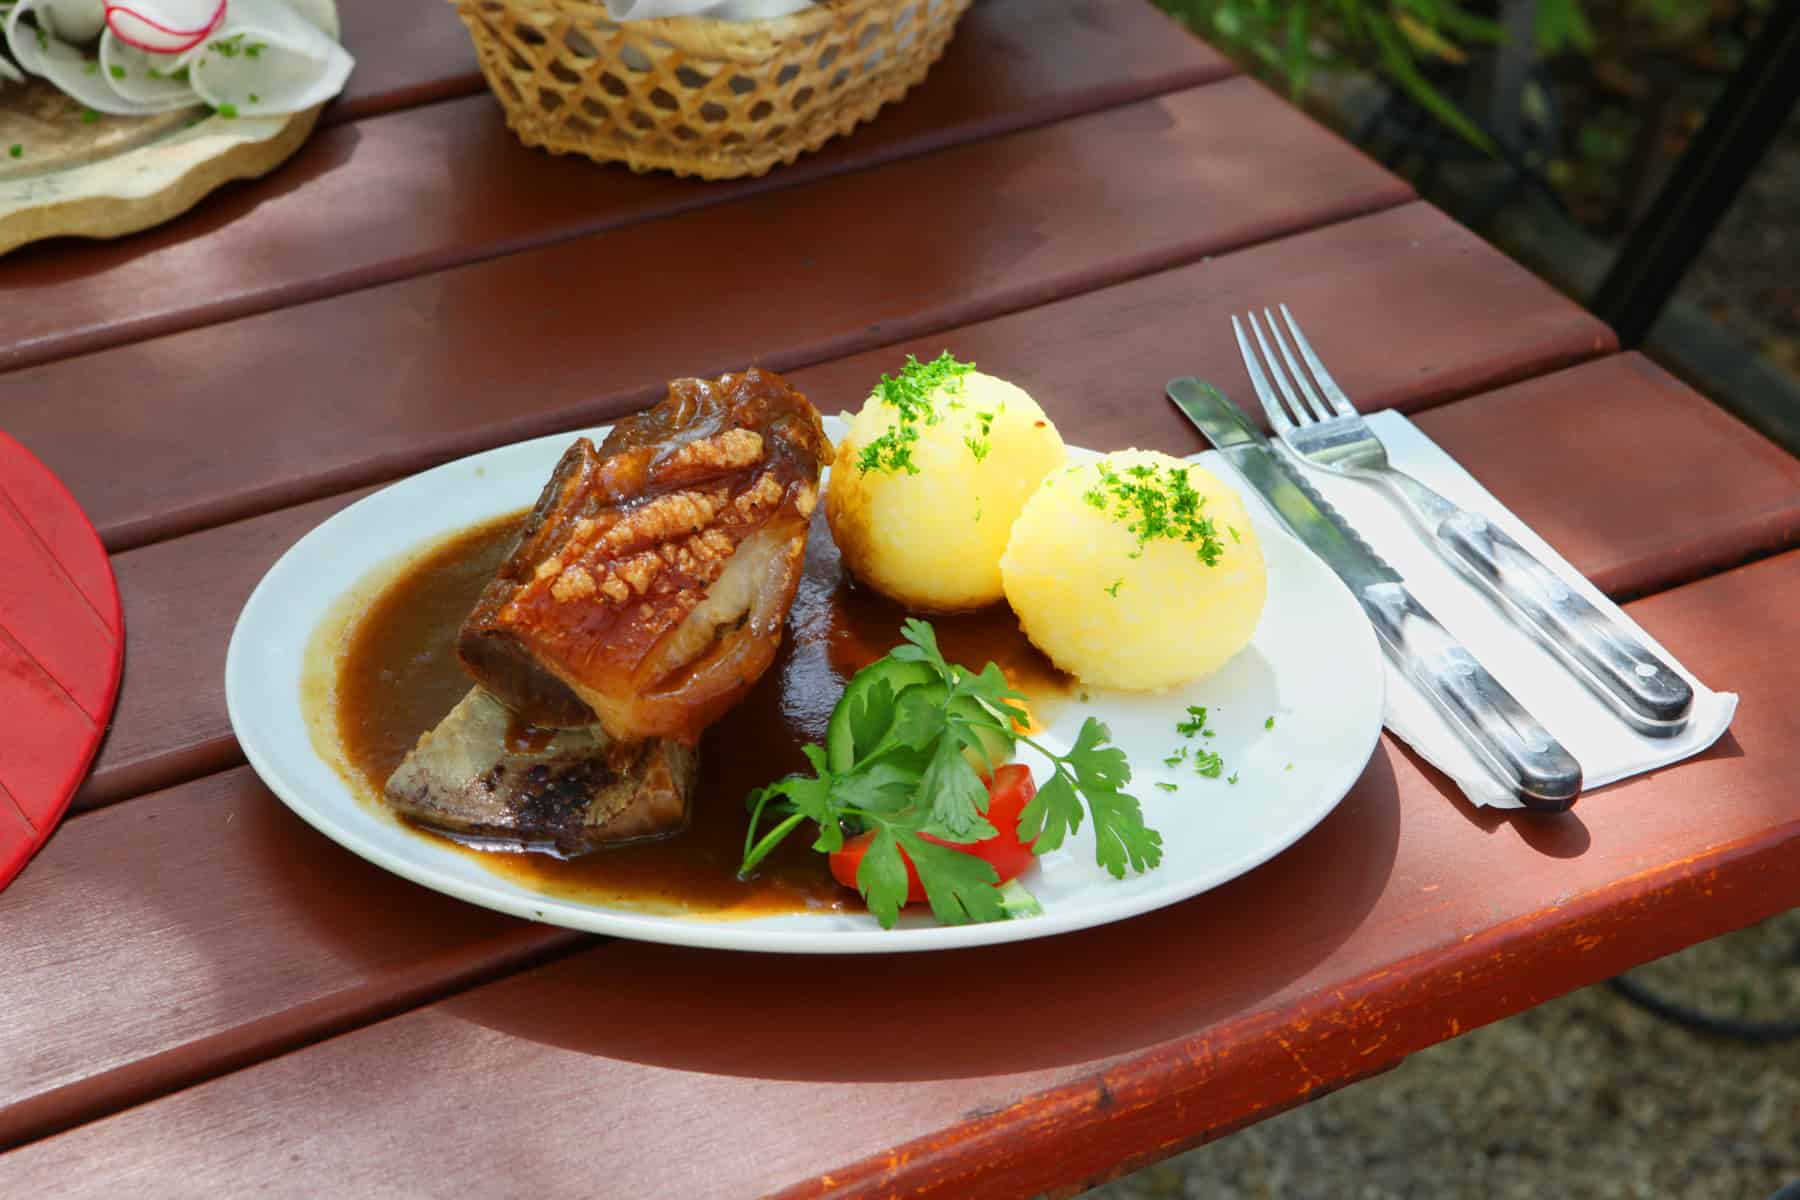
[448,0,974,179]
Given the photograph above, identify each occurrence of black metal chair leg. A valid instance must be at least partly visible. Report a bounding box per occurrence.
[1588,3,1800,348]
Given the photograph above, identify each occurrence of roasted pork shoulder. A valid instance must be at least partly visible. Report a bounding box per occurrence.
[384,688,698,855]
[457,367,831,744]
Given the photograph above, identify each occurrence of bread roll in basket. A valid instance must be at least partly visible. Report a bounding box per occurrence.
[447,0,974,179]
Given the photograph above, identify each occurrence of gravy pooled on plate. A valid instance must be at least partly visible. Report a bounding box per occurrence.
[334,516,1069,919]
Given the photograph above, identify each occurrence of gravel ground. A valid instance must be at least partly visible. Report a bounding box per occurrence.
[1085,907,1800,1199]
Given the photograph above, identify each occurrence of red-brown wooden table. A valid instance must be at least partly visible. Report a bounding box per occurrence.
[3,3,1797,1195]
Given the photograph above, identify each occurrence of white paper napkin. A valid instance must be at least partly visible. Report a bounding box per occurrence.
[602,0,814,19]
[1196,410,1737,809]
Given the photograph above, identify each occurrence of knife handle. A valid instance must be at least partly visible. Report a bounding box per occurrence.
[1435,511,1694,737]
[1359,581,1583,811]
[1381,473,1694,737]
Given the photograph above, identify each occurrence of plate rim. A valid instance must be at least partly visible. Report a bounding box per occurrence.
[225,421,1385,954]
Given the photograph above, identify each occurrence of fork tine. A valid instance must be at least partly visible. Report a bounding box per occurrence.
[1278,303,1356,418]
[1262,307,1331,422]
[1247,311,1312,426]
[1232,315,1295,437]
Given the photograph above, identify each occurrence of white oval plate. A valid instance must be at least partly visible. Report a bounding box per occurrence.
[226,417,1384,954]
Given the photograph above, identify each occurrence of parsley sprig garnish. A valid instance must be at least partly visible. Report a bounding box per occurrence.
[855,352,978,476]
[739,618,1162,928]
[1082,461,1225,564]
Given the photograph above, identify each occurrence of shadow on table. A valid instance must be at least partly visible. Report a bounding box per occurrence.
[439,749,1404,1084]
[1394,729,1746,862]
[0,124,363,292]
[1387,739,1596,859]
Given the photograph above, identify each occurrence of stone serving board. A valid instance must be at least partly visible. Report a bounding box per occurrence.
[0,80,319,255]
[0,0,337,255]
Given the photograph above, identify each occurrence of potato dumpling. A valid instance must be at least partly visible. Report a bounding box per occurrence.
[826,356,1065,611]
[1000,450,1267,691]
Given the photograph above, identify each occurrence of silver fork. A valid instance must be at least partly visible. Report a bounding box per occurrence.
[1235,304,1694,738]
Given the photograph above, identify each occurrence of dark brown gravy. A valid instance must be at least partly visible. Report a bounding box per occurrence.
[336,513,1071,919]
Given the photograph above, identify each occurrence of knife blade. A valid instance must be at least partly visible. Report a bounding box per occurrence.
[1167,377,1582,812]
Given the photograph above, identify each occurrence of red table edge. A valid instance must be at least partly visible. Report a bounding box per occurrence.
[771,816,1800,1200]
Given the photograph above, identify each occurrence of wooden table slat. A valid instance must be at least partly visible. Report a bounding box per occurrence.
[329,0,484,124]
[89,486,381,809]
[10,78,1410,555]
[75,201,1619,810]
[1411,355,1800,599]
[0,766,578,1151]
[99,345,1800,819]
[7,5,1789,1188]
[0,0,1231,377]
[2,546,1792,1197]
[15,351,1795,1156]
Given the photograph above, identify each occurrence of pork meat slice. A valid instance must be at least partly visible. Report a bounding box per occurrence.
[384,687,698,856]
[457,367,831,744]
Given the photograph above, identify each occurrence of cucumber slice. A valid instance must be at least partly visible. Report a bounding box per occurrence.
[997,878,1043,919]
[824,657,1019,776]
[825,657,938,773]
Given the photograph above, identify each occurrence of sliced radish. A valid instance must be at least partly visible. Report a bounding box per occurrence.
[104,0,225,54]
[276,0,337,39]
[98,29,198,106]
[186,0,350,117]
[41,0,105,43]
[4,0,352,119]
[5,0,187,112]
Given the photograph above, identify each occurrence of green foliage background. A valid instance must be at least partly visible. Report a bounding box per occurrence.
[1145,0,1771,155]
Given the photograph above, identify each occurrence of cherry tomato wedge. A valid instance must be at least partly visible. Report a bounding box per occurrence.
[829,763,1038,903]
